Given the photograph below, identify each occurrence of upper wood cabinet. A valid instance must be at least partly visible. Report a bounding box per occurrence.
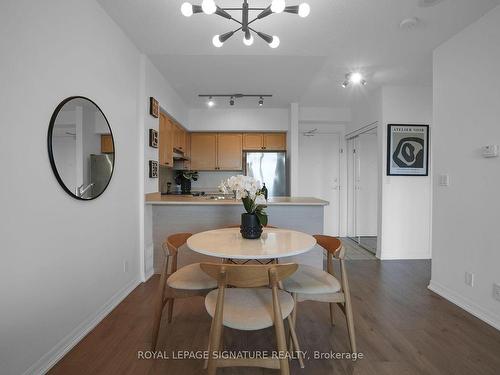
[242,132,286,151]
[264,133,286,150]
[190,133,217,170]
[190,133,243,171]
[173,123,186,152]
[101,134,114,153]
[159,113,173,167]
[217,133,243,170]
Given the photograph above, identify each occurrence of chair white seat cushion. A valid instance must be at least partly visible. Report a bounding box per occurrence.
[282,264,341,294]
[205,288,294,331]
[167,263,218,290]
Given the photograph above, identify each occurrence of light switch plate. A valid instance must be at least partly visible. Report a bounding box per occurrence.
[493,283,500,302]
[465,272,474,287]
[438,174,450,187]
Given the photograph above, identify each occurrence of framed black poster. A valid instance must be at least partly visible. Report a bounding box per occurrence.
[387,124,429,176]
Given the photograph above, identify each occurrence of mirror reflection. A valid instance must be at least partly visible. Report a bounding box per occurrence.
[48,97,114,200]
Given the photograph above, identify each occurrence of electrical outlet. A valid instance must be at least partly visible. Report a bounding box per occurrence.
[493,283,500,302]
[123,260,129,273]
[465,272,474,287]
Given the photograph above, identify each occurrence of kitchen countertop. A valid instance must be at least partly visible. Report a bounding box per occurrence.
[145,192,329,206]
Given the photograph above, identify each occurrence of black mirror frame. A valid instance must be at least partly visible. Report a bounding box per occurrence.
[47,96,115,201]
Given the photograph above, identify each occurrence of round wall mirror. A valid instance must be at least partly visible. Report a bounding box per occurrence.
[47,96,115,200]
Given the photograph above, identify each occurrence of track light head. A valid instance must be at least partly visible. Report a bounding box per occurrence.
[207,96,215,107]
[230,96,235,106]
[258,97,264,106]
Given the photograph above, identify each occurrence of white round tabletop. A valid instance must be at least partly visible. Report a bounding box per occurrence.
[187,228,317,260]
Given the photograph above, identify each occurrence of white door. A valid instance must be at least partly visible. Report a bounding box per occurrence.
[298,133,341,236]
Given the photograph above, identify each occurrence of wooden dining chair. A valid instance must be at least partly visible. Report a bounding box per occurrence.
[200,263,302,375]
[282,235,357,354]
[151,233,218,350]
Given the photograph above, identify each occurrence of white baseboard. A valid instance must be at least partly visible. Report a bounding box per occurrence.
[428,280,500,331]
[144,267,155,281]
[23,277,141,375]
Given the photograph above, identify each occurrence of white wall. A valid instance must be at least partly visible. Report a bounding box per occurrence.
[429,5,500,330]
[141,56,188,279]
[187,108,289,132]
[349,86,432,259]
[0,1,143,374]
[380,86,433,259]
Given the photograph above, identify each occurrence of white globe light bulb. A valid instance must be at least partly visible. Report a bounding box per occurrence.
[298,3,310,18]
[202,0,216,15]
[349,72,363,84]
[212,35,223,48]
[181,2,193,17]
[269,35,280,48]
[271,0,286,13]
[243,34,254,46]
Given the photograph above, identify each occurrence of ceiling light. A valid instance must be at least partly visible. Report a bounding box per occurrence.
[181,1,309,48]
[212,35,223,47]
[342,72,367,88]
[349,72,363,84]
[418,0,445,7]
[243,32,254,46]
[181,2,193,17]
[201,0,216,15]
[207,96,215,107]
[199,94,272,107]
[271,0,286,13]
[298,3,310,17]
[230,96,235,106]
[269,35,280,48]
[399,17,420,30]
[258,97,264,106]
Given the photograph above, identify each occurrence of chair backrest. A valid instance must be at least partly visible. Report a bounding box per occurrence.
[162,232,192,256]
[200,263,298,287]
[313,235,345,259]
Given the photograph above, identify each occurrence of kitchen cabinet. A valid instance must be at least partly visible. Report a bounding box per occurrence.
[101,134,114,153]
[242,132,286,151]
[217,133,243,170]
[264,133,286,150]
[190,133,217,170]
[159,113,173,167]
[242,133,264,150]
[190,133,243,171]
[182,132,191,170]
[173,123,186,152]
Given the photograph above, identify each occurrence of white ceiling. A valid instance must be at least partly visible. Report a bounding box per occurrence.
[98,0,499,108]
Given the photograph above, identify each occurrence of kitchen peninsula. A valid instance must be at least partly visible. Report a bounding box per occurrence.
[145,193,329,273]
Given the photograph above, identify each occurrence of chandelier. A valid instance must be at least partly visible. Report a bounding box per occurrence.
[180,0,311,48]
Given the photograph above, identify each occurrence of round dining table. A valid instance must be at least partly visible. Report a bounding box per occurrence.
[186,227,317,260]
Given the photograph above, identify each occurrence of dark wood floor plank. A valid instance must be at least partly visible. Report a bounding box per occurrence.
[49,260,500,375]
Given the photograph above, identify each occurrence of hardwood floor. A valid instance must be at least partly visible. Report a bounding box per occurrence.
[49,260,500,375]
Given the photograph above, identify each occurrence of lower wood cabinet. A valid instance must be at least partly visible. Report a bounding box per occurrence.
[101,134,114,153]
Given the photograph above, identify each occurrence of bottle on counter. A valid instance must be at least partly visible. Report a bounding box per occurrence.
[261,183,268,200]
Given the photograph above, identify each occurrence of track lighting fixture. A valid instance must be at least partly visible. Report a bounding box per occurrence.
[181,1,310,48]
[199,94,272,107]
[341,72,367,88]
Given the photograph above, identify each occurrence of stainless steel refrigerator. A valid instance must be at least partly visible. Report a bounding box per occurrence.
[90,154,114,197]
[243,152,288,197]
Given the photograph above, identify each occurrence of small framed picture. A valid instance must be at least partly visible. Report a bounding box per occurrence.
[387,124,429,176]
[150,97,159,118]
[149,129,158,148]
[149,160,158,178]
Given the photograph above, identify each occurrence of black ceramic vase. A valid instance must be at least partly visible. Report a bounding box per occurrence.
[240,213,262,239]
[180,179,191,194]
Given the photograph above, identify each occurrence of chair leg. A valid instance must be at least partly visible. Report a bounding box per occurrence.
[287,316,305,369]
[344,296,357,354]
[207,320,222,375]
[151,298,167,350]
[329,302,336,326]
[167,298,175,323]
[204,320,214,370]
